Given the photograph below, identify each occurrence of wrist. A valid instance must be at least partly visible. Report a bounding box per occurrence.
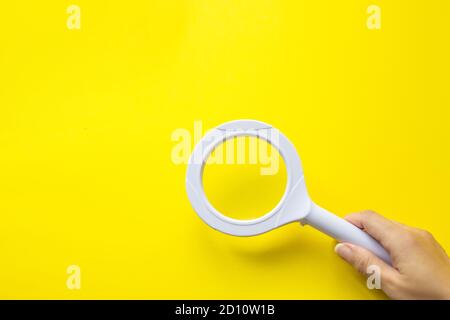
[438,279,450,300]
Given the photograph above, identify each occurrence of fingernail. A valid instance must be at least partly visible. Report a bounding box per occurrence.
[335,243,353,260]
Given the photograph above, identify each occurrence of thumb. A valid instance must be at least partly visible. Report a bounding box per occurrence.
[335,242,398,286]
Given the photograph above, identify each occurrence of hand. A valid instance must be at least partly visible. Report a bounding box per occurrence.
[334,210,450,299]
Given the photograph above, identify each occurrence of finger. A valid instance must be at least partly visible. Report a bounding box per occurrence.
[335,242,399,290]
[344,210,404,253]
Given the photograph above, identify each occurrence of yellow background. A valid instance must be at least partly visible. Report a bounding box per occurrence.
[1,0,449,299]
[203,137,288,221]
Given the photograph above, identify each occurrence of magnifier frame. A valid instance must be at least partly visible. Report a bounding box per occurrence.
[186,120,312,236]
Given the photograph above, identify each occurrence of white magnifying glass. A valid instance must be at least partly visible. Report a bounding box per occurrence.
[186,120,391,264]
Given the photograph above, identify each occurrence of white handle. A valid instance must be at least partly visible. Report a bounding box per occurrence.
[302,203,391,264]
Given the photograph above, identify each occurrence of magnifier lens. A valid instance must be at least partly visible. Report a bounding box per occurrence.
[202,136,287,221]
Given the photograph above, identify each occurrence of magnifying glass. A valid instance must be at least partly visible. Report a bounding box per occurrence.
[186,120,391,264]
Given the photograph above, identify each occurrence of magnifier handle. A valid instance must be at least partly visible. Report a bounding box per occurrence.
[303,203,391,265]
